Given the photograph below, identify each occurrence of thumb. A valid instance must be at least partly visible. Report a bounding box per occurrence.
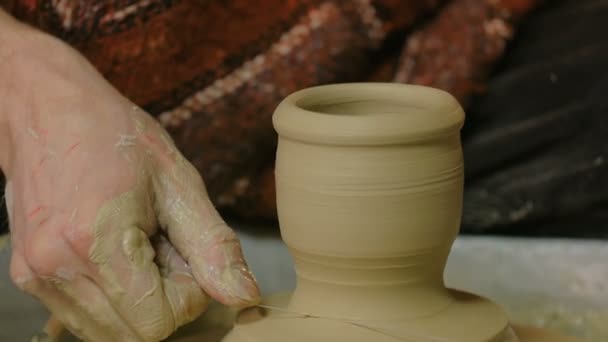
[154,157,260,307]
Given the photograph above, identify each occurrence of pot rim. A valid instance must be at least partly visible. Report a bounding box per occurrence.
[273,83,464,145]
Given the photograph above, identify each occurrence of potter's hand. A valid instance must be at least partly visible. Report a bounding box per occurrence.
[0,12,260,341]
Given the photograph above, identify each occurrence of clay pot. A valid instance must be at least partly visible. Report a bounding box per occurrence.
[223,83,581,342]
[273,83,465,321]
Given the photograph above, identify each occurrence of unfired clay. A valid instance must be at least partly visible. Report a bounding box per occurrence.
[222,83,583,342]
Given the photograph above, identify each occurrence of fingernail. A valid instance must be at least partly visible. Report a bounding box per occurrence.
[226,264,261,304]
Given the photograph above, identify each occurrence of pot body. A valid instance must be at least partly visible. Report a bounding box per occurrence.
[273,83,465,260]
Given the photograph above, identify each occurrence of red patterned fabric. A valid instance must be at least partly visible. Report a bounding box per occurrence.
[1,0,537,219]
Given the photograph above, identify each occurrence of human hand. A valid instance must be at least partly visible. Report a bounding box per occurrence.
[0,17,260,341]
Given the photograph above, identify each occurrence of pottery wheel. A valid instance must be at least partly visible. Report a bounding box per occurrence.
[225,293,583,342]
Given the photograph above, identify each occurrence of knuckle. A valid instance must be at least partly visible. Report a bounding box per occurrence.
[61,224,93,258]
[207,224,239,247]
[197,224,241,265]
[198,223,238,251]
[23,231,63,277]
[9,252,36,290]
[180,160,206,189]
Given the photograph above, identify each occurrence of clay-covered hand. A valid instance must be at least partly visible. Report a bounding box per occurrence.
[0,20,260,341]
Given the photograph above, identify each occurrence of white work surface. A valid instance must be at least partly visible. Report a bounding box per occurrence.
[1,228,607,341]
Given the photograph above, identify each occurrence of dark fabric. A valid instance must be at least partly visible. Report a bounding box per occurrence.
[0,0,447,220]
[461,0,608,236]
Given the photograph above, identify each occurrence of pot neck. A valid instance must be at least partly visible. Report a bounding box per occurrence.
[286,245,454,320]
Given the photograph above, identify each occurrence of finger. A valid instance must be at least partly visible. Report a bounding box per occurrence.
[152,234,210,325]
[88,180,213,340]
[91,223,176,341]
[31,282,108,341]
[31,316,65,341]
[57,273,143,341]
[11,255,113,341]
[153,156,260,306]
[43,316,65,339]
[12,238,139,341]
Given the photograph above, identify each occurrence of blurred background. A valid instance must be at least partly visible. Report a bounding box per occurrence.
[0,0,606,237]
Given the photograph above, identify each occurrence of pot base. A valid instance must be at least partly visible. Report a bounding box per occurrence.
[223,292,583,342]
